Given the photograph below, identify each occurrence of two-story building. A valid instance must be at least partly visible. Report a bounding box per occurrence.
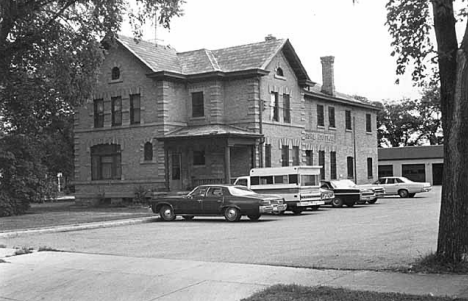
[73,35,381,205]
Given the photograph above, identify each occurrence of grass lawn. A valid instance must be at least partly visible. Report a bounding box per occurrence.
[241,285,467,301]
[0,201,155,232]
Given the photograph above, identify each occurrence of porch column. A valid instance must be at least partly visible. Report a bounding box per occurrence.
[225,145,231,184]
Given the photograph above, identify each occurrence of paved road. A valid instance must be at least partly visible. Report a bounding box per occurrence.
[2,187,441,271]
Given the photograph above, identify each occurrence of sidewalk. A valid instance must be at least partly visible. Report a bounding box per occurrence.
[1,250,468,301]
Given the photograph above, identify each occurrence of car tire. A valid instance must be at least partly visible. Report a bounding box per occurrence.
[292,207,303,215]
[159,205,176,221]
[224,207,241,222]
[368,199,377,204]
[332,198,344,208]
[408,193,416,198]
[247,214,261,221]
[398,189,409,198]
[182,215,194,221]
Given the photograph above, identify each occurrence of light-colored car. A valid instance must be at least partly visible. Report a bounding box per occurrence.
[373,177,432,198]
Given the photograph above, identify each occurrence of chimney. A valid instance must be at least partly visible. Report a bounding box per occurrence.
[320,56,335,96]
[265,34,276,41]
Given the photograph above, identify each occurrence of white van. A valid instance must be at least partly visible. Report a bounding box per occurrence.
[233,166,334,214]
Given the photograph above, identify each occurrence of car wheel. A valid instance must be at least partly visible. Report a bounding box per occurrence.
[368,199,377,204]
[291,207,303,215]
[332,198,344,208]
[182,215,194,221]
[398,189,409,198]
[159,205,176,221]
[224,207,241,222]
[408,193,416,198]
[247,214,261,221]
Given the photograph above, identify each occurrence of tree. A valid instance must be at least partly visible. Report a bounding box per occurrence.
[377,98,421,147]
[0,0,184,215]
[386,0,468,263]
[377,88,443,147]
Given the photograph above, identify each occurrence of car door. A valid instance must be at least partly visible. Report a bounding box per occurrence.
[383,178,398,195]
[202,187,225,214]
[181,186,206,214]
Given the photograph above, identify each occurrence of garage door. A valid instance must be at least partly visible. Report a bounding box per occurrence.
[402,164,426,182]
[432,163,443,185]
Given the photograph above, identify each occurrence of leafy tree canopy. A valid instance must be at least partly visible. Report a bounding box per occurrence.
[0,0,184,215]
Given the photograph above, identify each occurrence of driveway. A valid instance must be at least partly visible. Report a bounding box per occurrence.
[1,187,441,271]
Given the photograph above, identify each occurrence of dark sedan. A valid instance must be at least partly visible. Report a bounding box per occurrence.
[150,184,287,222]
[320,180,361,208]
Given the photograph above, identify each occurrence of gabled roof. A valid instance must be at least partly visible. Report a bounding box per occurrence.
[115,36,312,84]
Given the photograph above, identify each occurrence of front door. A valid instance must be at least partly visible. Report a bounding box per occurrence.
[169,152,182,191]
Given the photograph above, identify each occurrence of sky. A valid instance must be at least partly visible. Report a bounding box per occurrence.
[121,0,423,102]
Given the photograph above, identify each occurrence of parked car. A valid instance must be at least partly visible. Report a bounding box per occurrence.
[320,180,361,208]
[338,179,385,204]
[150,184,287,222]
[373,176,432,198]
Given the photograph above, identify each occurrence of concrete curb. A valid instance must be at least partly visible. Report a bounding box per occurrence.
[0,216,157,238]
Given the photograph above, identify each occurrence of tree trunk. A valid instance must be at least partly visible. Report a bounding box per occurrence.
[432,0,468,262]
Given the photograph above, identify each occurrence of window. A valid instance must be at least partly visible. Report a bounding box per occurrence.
[366,113,372,132]
[130,94,141,125]
[144,142,153,161]
[265,144,271,167]
[347,156,354,179]
[283,94,291,123]
[111,96,122,126]
[192,92,204,117]
[111,67,120,80]
[94,99,104,128]
[271,92,280,121]
[172,153,181,180]
[319,150,325,180]
[91,144,121,180]
[276,67,284,77]
[367,157,373,178]
[281,145,289,166]
[345,110,352,130]
[330,151,337,179]
[306,150,313,166]
[317,104,324,127]
[292,146,299,165]
[193,150,205,165]
[328,107,336,128]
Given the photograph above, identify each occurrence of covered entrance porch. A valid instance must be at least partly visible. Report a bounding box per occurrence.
[157,125,263,191]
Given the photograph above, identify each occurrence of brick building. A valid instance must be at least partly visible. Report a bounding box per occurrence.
[73,36,381,204]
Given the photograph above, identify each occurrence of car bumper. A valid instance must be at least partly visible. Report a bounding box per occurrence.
[297,200,325,207]
[421,187,432,192]
[360,195,377,202]
[259,204,287,214]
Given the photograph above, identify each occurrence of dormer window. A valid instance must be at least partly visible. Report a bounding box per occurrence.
[276,67,284,77]
[111,67,120,80]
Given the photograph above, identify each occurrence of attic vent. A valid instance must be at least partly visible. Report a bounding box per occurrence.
[265,34,276,41]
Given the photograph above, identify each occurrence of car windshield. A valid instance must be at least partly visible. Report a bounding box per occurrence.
[330,180,355,189]
[228,186,257,196]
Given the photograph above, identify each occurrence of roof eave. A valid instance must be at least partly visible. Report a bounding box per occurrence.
[147,69,269,82]
[304,90,381,111]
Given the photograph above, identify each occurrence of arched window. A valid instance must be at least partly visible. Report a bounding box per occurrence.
[111,67,120,80]
[276,67,284,77]
[144,142,153,161]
